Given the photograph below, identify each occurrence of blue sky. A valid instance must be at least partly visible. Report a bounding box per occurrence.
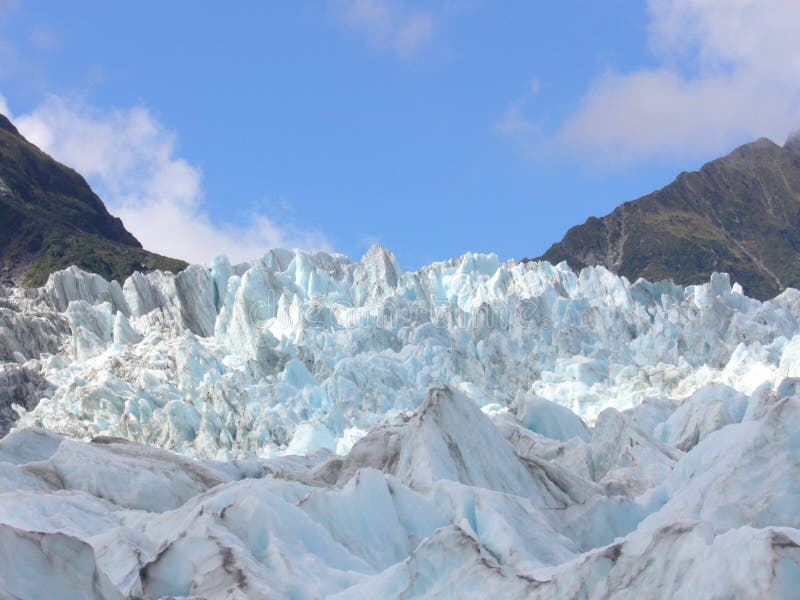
[1,1,799,268]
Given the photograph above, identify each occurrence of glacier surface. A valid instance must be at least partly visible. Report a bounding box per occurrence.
[0,246,799,597]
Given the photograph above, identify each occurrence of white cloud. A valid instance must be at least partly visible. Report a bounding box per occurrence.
[333,0,436,58]
[505,0,800,166]
[9,96,332,264]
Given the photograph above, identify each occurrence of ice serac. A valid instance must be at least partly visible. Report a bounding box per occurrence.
[529,523,800,599]
[641,393,800,534]
[654,383,748,450]
[2,248,800,596]
[122,265,216,336]
[9,247,800,459]
[0,303,68,362]
[299,468,447,570]
[322,386,580,507]
[352,244,403,303]
[44,266,130,314]
[333,525,540,600]
[0,364,53,436]
[515,393,591,442]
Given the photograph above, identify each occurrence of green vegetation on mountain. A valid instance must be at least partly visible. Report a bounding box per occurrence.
[0,113,186,287]
[534,134,800,300]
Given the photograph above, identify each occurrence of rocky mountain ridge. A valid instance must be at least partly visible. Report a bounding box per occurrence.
[0,113,186,287]
[536,133,800,300]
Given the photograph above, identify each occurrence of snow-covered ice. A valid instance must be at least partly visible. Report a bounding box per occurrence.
[0,246,799,597]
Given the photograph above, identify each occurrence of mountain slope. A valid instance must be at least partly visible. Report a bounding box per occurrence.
[535,134,800,300]
[0,113,187,286]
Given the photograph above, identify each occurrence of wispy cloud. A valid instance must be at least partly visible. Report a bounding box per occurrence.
[6,96,332,264]
[500,0,800,167]
[332,0,438,58]
[494,78,541,137]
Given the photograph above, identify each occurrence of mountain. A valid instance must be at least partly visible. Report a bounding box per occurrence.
[535,133,800,300]
[0,113,186,286]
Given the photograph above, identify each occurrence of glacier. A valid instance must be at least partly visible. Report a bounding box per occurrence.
[0,246,799,597]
